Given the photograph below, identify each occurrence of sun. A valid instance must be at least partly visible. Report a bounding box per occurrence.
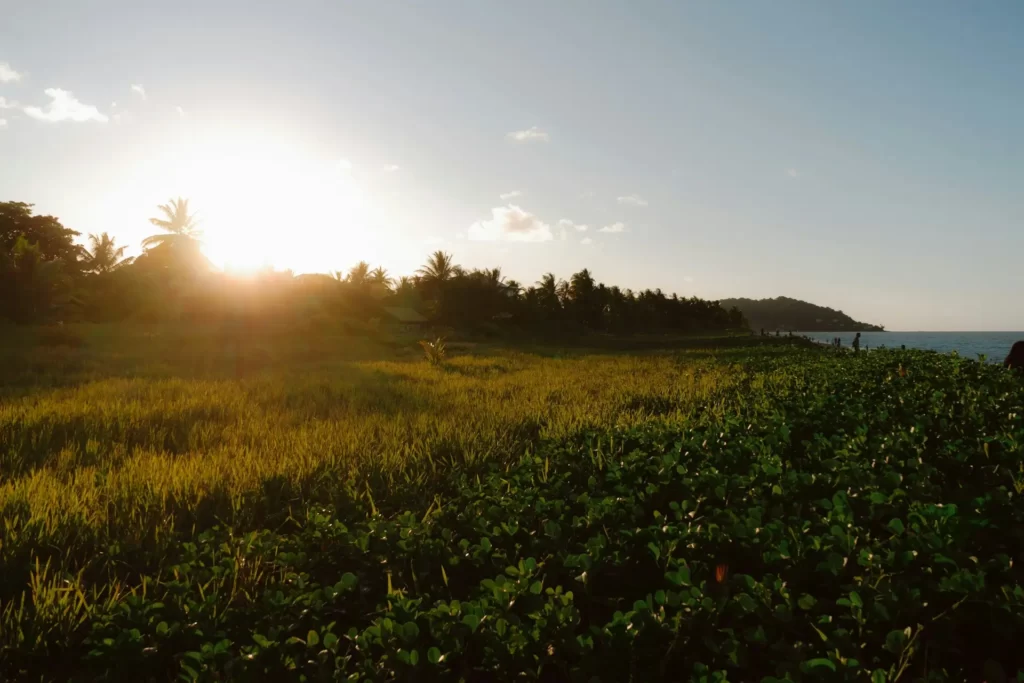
[163,136,377,274]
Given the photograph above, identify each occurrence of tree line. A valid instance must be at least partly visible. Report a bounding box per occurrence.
[0,199,746,334]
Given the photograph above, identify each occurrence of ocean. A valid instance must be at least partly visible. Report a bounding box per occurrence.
[798,331,1023,363]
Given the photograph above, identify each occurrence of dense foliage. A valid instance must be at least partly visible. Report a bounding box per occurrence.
[719,296,884,333]
[0,200,744,334]
[1,334,1021,681]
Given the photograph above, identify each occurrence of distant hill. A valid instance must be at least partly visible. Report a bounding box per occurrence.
[718,296,884,332]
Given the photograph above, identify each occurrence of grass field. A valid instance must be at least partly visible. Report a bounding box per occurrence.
[1,325,1022,681]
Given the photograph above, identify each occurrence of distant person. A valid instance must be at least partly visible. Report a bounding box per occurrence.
[1005,341,1024,370]
[852,332,861,354]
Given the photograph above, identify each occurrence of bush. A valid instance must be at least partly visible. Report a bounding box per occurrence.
[418,336,447,365]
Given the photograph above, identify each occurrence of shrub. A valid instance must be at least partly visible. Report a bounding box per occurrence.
[419,336,447,365]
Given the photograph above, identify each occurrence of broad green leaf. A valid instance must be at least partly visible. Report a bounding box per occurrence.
[885,629,907,653]
[803,658,837,672]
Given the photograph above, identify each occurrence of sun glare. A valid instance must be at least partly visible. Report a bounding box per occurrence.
[163,137,378,274]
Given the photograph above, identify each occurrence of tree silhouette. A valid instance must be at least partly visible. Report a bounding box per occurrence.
[3,236,73,322]
[346,261,371,287]
[369,266,394,290]
[84,232,133,274]
[1,201,82,264]
[1,197,751,331]
[142,198,201,250]
[0,202,82,322]
[395,276,415,294]
[416,251,458,284]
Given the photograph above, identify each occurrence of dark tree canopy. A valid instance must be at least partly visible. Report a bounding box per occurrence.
[2,198,752,334]
[0,202,82,263]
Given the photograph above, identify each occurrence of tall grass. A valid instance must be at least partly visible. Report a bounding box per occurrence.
[0,324,766,616]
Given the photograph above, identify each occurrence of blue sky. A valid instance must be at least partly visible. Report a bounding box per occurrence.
[2,0,1022,330]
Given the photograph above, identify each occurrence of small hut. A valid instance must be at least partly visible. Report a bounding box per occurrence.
[381,306,429,333]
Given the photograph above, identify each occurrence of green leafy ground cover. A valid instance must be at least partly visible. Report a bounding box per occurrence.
[1,330,1022,681]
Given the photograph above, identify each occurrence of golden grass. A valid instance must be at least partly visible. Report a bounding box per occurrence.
[0,324,762,606]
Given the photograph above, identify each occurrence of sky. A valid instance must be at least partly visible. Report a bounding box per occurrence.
[1,1,1022,331]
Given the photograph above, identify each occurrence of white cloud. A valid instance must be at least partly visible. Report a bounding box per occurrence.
[0,119,7,128]
[558,218,588,232]
[787,168,799,178]
[598,222,626,233]
[0,63,22,83]
[499,190,522,200]
[581,237,593,245]
[0,97,16,109]
[683,276,694,283]
[337,159,353,172]
[24,88,108,123]
[131,84,146,100]
[468,205,553,243]
[382,164,400,173]
[176,106,185,118]
[507,126,549,142]
[617,194,649,207]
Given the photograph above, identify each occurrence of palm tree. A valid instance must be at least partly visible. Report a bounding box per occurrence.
[84,232,133,274]
[346,261,371,286]
[555,278,571,305]
[569,268,595,301]
[484,267,505,286]
[369,266,394,289]
[142,197,202,250]
[395,276,415,295]
[416,251,458,284]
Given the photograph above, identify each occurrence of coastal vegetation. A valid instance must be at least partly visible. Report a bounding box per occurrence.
[1,328,1022,680]
[3,199,1021,681]
[1,200,743,335]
